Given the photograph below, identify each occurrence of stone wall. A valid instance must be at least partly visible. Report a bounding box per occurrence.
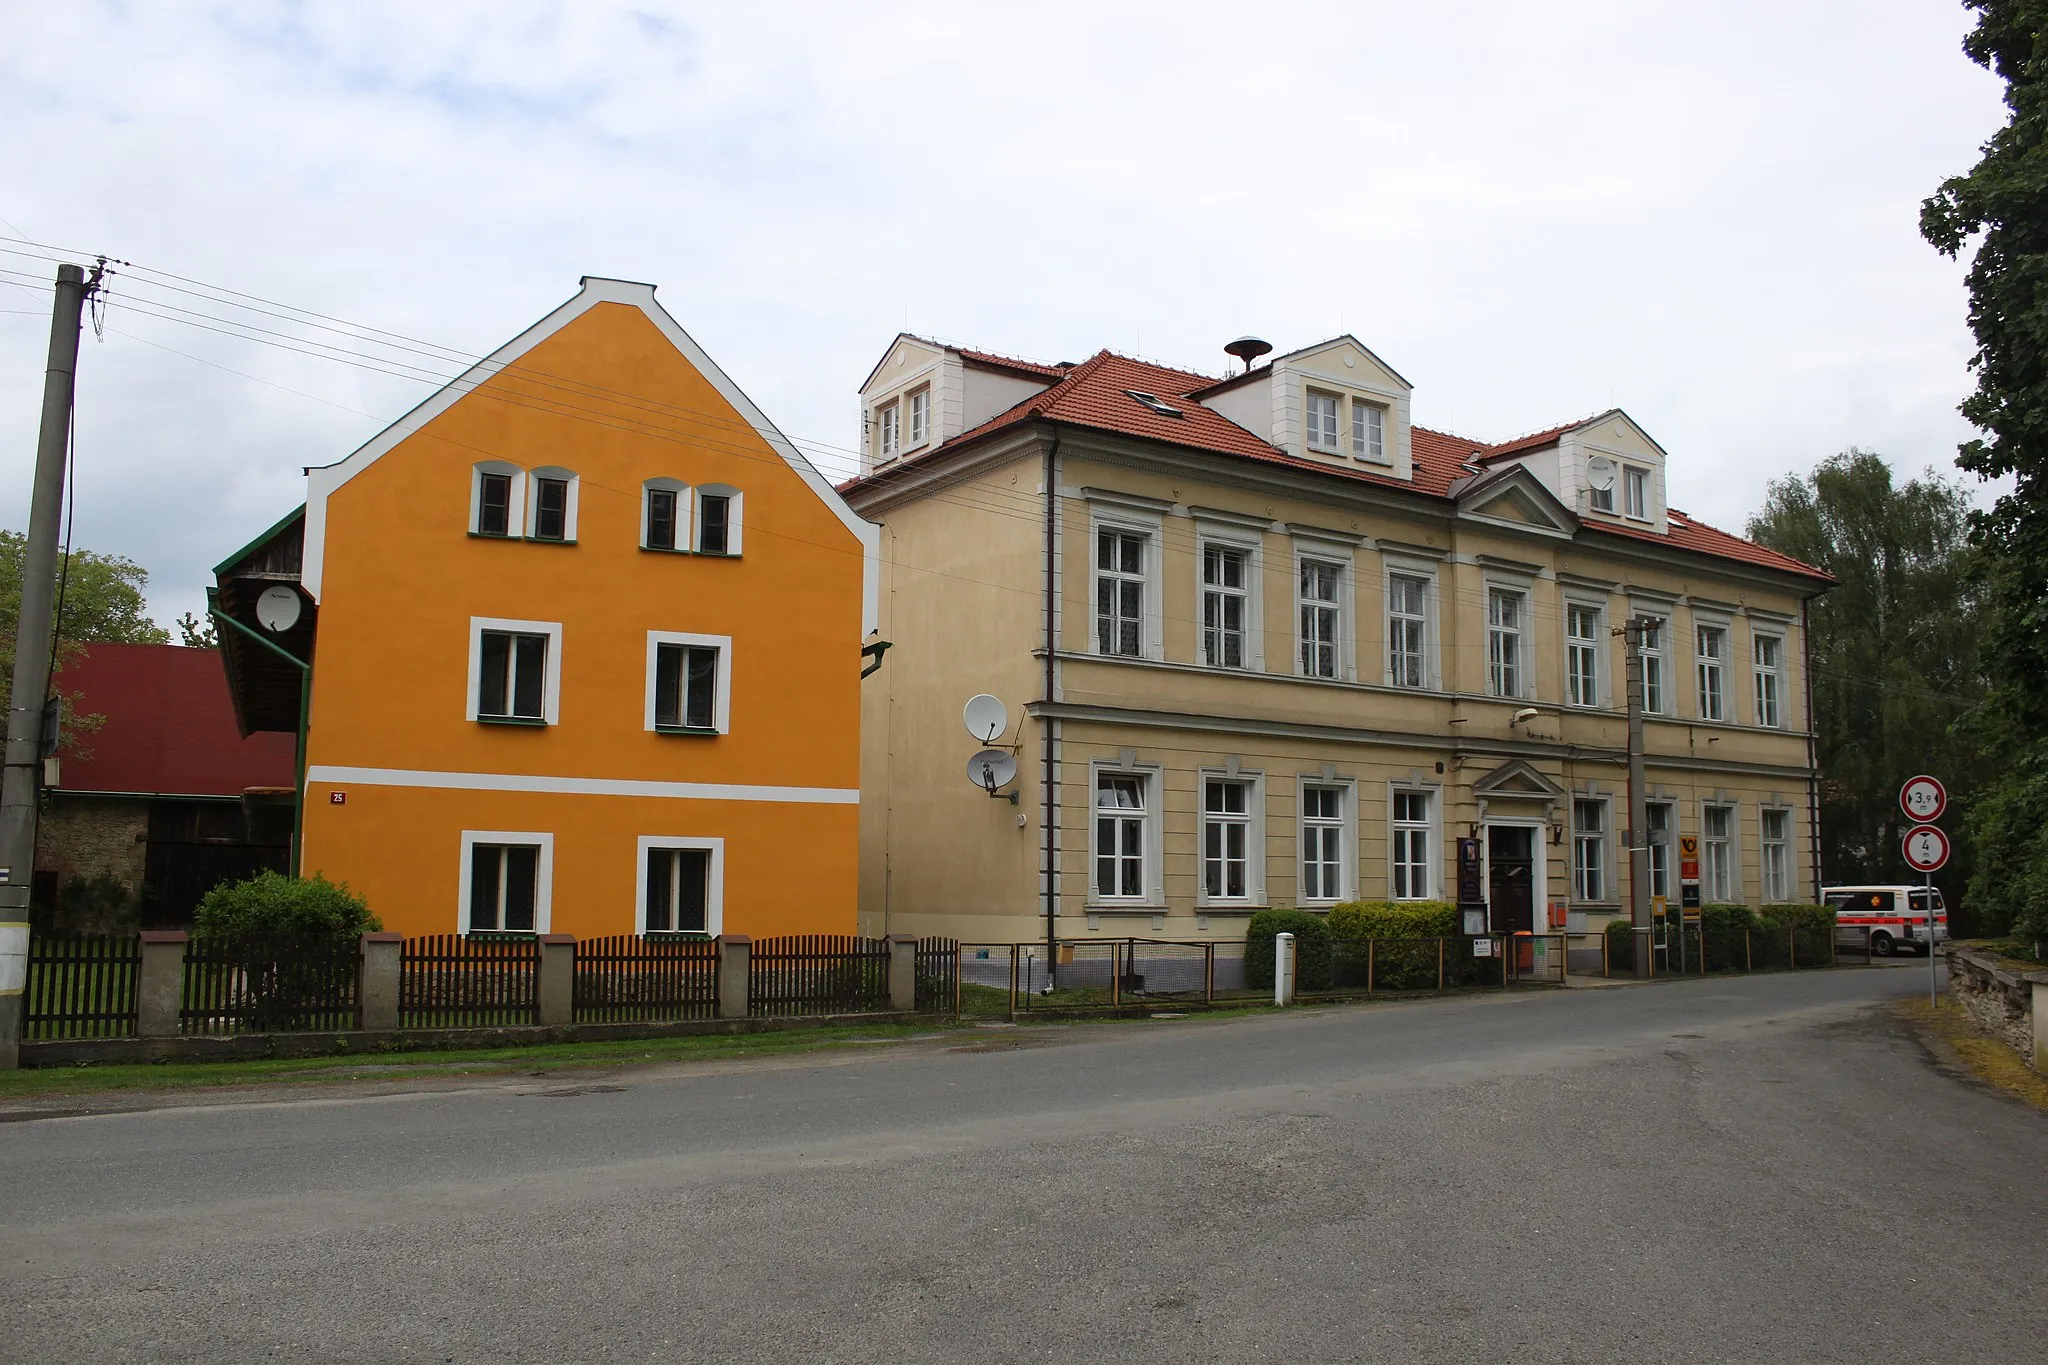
[1946,948,2042,1066]
[33,793,147,934]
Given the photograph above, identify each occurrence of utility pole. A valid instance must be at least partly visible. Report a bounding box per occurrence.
[0,263,94,1070]
[1622,616,1652,979]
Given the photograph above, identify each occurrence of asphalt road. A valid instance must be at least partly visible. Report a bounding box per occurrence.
[2,965,2042,1364]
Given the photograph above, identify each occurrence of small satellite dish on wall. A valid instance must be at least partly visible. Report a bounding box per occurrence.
[963,694,1009,744]
[255,585,303,633]
[1586,456,1618,493]
[968,748,1018,794]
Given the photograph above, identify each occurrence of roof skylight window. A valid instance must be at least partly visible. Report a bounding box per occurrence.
[1124,390,1183,418]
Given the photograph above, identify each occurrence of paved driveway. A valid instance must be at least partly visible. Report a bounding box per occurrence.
[1,966,2040,1363]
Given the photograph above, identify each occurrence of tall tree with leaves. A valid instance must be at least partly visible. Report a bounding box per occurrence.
[1749,451,1987,910]
[0,530,169,743]
[1923,1,2048,940]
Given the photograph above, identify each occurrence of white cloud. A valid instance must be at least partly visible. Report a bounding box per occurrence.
[0,0,2006,626]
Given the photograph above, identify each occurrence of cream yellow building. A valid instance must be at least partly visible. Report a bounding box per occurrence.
[844,334,1829,947]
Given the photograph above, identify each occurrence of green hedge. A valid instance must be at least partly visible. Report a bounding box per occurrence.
[194,871,380,947]
[1324,901,1475,988]
[1325,900,1458,939]
[1758,903,1834,968]
[1244,909,1333,991]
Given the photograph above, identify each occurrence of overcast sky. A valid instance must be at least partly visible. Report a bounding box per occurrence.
[0,1,2008,630]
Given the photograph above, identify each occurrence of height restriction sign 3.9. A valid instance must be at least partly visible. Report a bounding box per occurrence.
[1903,824,1950,873]
[1900,774,1947,823]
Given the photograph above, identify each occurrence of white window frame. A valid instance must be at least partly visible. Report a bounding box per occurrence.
[1197,769,1265,907]
[1383,559,1440,690]
[1646,800,1675,902]
[1297,777,1354,905]
[1753,631,1786,729]
[466,616,563,725]
[525,467,580,542]
[1572,797,1610,903]
[1294,545,1352,681]
[1624,465,1650,521]
[907,385,931,448]
[1635,609,1672,715]
[1565,598,1604,709]
[1090,760,1163,907]
[1089,510,1163,661]
[1486,584,1529,699]
[876,400,900,460]
[1702,802,1739,903]
[1696,619,1729,722]
[457,829,554,935]
[641,478,692,552]
[1196,529,1261,671]
[1589,481,1616,514]
[635,835,725,936]
[644,630,734,735]
[1305,389,1341,453]
[692,484,743,556]
[470,460,525,538]
[1388,784,1439,901]
[1759,808,1793,904]
[1351,398,1386,462]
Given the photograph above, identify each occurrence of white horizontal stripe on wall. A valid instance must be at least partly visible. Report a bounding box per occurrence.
[306,765,859,805]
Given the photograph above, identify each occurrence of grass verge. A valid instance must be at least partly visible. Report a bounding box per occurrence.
[0,1020,963,1103]
[1897,995,2048,1113]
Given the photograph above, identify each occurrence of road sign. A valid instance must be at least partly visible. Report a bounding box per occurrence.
[1900,774,1947,824]
[1678,834,1700,884]
[1903,824,1950,873]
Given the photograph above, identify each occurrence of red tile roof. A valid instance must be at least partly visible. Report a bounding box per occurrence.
[52,643,295,797]
[954,346,1073,381]
[841,350,1828,584]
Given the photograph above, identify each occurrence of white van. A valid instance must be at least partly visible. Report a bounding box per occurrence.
[1823,885,1949,957]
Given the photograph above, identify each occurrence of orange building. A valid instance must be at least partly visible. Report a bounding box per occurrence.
[214,278,877,940]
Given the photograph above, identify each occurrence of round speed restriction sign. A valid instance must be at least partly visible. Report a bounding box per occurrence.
[1903,824,1951,873]
[1900,774,1947,823]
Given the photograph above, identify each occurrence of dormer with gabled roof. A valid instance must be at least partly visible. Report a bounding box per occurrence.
[1475,409,1670,535]
[1194,336,1415,481]
[857,334,1070,475]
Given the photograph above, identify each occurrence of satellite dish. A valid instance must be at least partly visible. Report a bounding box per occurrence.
[255,585,302,633]
[968,748,1018,793]
[963,694,1009,743]
[1586,456,1618,493]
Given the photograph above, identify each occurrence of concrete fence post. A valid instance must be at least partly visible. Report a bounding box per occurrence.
[718,936,751,1020]
[536,934,576,1027]
[887,935,918,1013]
[2033,980,2046,1075]
[1274,931,1297,1007]
[359,932,402,1031]
[137,930,188,1038]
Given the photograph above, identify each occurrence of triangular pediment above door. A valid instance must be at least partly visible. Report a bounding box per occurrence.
[1470,759,1568,801]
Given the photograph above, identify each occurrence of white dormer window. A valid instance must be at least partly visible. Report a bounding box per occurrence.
[1306,391,1340,452]
[1589,482,1615,514]
[877,401,900,459]
[1624,466,1649,520]
[1351,400,1385,462]
[908,386,930,446]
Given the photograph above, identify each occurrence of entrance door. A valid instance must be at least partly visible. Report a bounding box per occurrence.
[1487,825,1535,934]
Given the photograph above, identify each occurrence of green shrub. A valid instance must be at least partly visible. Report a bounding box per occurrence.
[1758,903,1834,968]
[1698,903,1759,971]
[1325,901,1461,988]
[194,871,379,945]
[1325,900,1458,939]
[1605,914,1636,968]
[1244,909,1333,991]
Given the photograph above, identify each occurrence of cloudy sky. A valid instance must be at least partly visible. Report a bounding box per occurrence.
[0,1,2007,629]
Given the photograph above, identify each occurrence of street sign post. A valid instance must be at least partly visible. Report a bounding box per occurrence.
[1900,776,1949,1006]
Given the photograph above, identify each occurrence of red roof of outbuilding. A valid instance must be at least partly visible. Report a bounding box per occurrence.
[52,643,295,797]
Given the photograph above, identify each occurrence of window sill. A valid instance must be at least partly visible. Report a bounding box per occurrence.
[653,725,721,737]
[693,549,740,559]
[640,544,691,555]
[1085,902,1165,916]
[463,930,539,939]
[468,531,521,541]
[525,537,578,547]
[477,715,549,727]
